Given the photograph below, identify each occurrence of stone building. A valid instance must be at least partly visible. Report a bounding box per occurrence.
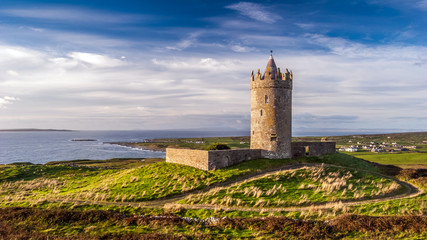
[166,53,336,170]
[250,52,293,159]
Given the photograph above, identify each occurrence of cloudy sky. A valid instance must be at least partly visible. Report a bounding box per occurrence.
[0,0,426,133]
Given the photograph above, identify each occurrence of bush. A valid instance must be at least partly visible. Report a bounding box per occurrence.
[205,143,231,151]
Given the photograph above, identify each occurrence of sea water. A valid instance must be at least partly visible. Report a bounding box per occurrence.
[0,130,249,164]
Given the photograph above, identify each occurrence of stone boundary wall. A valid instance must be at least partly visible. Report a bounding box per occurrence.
[166,148,209,170]
[291,142,336,158]
[208,149,262,170]
[166,148,262,171]
[167,143,335,170]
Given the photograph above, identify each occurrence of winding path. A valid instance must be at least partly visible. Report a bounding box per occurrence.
[51,163,424,212]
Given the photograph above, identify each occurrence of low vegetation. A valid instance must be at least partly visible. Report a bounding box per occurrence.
[205,143,231,150]
[0,207,425,239]
[182,165,403,208]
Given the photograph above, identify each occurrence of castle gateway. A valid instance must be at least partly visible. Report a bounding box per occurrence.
[166,53,335,170]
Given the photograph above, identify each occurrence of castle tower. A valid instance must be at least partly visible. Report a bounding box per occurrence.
[250,51,293,158]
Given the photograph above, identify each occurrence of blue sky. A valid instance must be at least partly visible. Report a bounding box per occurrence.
[0,0,426,133]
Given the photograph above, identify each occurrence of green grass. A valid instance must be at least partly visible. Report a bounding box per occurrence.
[0,153,425,223]
[297,153,382,172]
[0,158,294,204]
[45,158,163,169]
[343,152,427,168]
[121,136,250,151]
[181,166,402,207]
[0,153,404,208]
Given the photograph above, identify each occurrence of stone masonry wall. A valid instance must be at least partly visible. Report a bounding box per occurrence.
[291,142,336,158]
[207,149,262,170]
[166,148,209,170]
[166,148,262,171]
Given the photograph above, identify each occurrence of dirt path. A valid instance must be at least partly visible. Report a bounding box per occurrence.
[157,163,423,212]
[50,163,424,212]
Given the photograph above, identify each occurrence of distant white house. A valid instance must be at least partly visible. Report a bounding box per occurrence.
[403,145,417,149]
[339,147,358,152]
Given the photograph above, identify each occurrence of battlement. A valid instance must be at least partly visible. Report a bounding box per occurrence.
[250,67,293,89]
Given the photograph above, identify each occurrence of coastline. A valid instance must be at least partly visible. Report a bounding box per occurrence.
[107,142,167,152]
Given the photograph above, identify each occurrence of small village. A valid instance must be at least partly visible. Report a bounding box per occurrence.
[338,140,419,153]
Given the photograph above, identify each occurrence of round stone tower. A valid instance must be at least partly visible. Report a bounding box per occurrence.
[250,52,293,159]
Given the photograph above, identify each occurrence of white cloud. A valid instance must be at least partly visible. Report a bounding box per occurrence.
[165,32,201,51]
[0,7,145,24]
[0,29,426,131]
[166,39,194,51]
[225,2,282,24]
[0,96,20,108]
[7,70,19,76]
[307,34,427,59]
[367,0,427,11]
[231,44,255,52]
[417,0,427,9]
[67,52,126,68]
[151,57,242,71]
[295,23,316,30]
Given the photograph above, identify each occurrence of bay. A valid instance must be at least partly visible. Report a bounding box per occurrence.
[0,130,249,164]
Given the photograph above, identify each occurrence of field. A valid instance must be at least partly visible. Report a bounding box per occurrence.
[344,151,427,169]
[110,136,250,151]
[1,132,426,239]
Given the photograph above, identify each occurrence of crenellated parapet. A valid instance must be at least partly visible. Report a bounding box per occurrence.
[250,67,293,89]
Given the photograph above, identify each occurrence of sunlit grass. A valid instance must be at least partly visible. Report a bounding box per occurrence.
[344,152,427,168]
[181,166,402,207]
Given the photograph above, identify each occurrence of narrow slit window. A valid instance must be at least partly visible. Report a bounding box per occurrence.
[265,95,269,104]
[271,133,277,141]
[260,109,263,116]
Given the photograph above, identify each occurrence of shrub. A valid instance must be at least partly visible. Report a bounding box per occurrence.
[205,143,231,151]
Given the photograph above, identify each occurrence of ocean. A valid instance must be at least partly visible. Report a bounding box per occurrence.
[0,130,249,165]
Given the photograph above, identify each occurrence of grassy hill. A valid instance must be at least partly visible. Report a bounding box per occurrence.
[1,132,426,239]
[181,165,403,208]
[0,158,295,205]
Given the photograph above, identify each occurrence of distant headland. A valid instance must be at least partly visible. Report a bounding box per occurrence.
[0,128,74,132]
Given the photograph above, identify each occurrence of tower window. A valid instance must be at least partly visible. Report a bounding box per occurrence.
[271,133,277,141]
[252,130,254,135]
[260,109,263,116]
[265,95,269,104]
